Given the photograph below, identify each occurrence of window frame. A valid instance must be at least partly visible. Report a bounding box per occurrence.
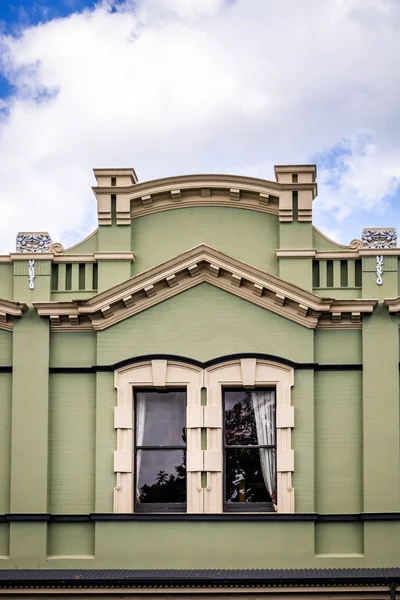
[222,386,277,513]
[133,387,188,514]
[113,358,295,514]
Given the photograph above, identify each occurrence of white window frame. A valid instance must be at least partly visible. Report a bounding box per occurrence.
[113,358,294,513]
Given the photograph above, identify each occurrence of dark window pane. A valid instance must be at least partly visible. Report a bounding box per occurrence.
[225,448,275,504]
[136,390,186,447]
[137,449,186,504]
[225,390,259,445]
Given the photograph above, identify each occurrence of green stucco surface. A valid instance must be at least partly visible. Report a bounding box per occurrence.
[0,264,13,300]
[50,332,96,367]
[315,371,363,514]
[0,374,11,514]
[97,283,313,364]
[48,374,96,513]
[315,330,362,364]
[131,207,279,275]
[1,196,400,572]
[0,330,12,365]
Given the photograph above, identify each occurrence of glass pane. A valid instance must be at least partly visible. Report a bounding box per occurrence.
[136,449,186,504]
[136,390,186,447]
[225,448,275,504]
[225,390,275,446]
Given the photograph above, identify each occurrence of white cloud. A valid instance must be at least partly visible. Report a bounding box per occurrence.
[0,0,400,251]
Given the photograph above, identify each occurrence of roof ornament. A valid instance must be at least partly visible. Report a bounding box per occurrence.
[361,228,397,287]
[361,228,397,249]
[15,232,53,290]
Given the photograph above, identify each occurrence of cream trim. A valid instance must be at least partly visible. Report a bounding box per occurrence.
[94,252,135,261]
[0,298,28,331]
[52,255,97,263]
[114,357,295,514]
[276,249,316,258]
[204,359,295,513]
[10,253,53,261]
[113,360,203,513]
[91,172,321,225]
[384,297,400,314]
[33,244,377,332]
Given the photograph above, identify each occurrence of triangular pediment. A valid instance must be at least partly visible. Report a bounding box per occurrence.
[34,244,376,331]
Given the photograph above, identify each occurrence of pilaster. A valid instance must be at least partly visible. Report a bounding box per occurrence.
[92,170,137,291]
[10,234,51,514]
[361,234,400,512]
[275,166,316,290]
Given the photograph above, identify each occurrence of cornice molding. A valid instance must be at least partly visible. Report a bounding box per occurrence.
[92,173,319,225]
[0,298,28,331]
[384,297,400,314]
[33,245,377,332]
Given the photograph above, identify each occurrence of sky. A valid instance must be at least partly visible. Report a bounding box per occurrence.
[0,0,400,253]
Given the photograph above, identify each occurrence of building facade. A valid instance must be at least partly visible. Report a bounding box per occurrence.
[0,165,400,596]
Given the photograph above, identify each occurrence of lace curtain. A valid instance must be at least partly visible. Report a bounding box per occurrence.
[250,390,276,502]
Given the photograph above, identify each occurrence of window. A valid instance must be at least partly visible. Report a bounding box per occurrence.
[114,358,294,514]
[224,389,276,512]
[134,389,187,512]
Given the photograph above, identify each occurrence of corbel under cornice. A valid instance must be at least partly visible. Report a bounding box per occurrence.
[0,299,28,331]
[33,245,377,332]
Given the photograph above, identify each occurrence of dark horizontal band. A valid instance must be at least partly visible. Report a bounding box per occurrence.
[1,512,400,522]
[47,353,365,373]
[0,568,400,589]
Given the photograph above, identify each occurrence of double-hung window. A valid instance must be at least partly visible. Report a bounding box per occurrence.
[224,388,276,512]
[114,358,294,514]
[134,389,187,513]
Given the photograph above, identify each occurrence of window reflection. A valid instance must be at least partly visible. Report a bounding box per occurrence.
[224,389,276,509]
[135,389,187,510]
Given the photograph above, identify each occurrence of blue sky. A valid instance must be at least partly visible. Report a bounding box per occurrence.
[0,0,99,98]
[0,0,399,252]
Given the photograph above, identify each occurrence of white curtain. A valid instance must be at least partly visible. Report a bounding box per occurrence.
[135,395,146,501]
[250,390,276,502]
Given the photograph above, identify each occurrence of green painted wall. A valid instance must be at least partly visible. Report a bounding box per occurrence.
[50,332,96,367]
[0,264,13,300]
[0,374,11,514]
[315,371,363,514]
[131,208,279,275]
[315,330,362,364]
[10,309,50,513]
[64,230,98,254]
[47,523,95,557]
[292,370,314,513]
[0,330,12,365]
[1,200,400,573]
[48,374,96,513]
[312,228,345,251]
[97,283,313,365]
[315,522,363,556]
[95,372,116,513]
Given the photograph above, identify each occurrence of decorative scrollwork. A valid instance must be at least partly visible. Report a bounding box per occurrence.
[349,239,363,250]
[362,228,397,249]
[50,242,64,254]
[16,232,52,253]
[28,259,35,290]
[376,255,384,286]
